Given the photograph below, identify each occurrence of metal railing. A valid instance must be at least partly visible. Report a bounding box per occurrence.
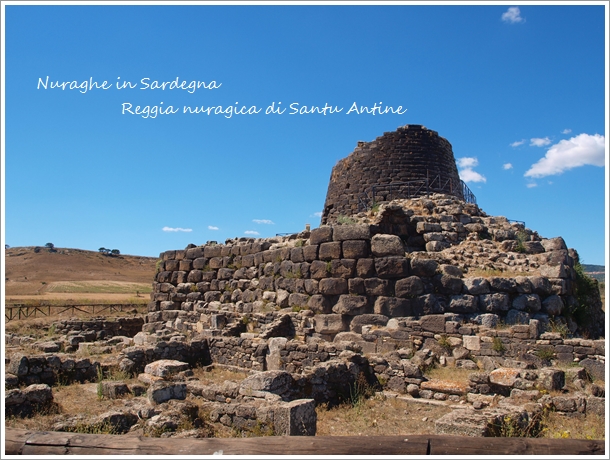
[357,173,477,212]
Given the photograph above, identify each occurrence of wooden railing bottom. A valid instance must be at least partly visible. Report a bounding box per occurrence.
[3,429,605,456]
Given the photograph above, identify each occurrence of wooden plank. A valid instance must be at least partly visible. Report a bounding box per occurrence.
[428,435,605,456]
[4,429,605,456]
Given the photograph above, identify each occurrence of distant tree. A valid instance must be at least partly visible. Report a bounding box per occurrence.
[111,249,121,256]
[99,247,107,253]
[5,244,9,249]
[45,242,55,249]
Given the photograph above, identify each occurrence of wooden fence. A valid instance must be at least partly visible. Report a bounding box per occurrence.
[4,303,146,322]
[4,429,605,456]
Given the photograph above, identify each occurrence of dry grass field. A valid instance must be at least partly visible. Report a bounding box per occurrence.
[5,246,157,302]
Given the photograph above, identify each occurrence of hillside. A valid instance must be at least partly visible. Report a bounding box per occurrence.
[582,264,606,283]
[4,246,158,298]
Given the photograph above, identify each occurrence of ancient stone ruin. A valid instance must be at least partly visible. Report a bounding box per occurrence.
[6,125,605,439]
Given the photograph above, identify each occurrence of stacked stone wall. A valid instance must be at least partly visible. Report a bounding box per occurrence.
[322,125,463,224]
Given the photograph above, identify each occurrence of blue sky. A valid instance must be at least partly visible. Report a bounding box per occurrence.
[2,3,608,266]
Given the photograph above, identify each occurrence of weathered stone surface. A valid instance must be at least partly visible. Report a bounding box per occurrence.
[579,358,605,382]
[541,237,567,252]
[512,294,541,312]
[333,295,368,316]
[409,257,438,278]
[144,360,190,378]
[309,226,333,245]
[374,257,409,278]
[448,295,478,313]
[272,399,317,436]
[370,234,404,257]
[239,370,293,397]
[332,224,371,242]
[314,314,348,334]
[349,314,389,334]
[542,295,564,316]
[341,240,369,259]
[420,379,468,395]
[489,368,521,387]
[395,276,425,298]
[319,278,348,295]
[463,278,490,295]
[462,336,480,351]
[373,296,411,317]
[147,381,187,405]
[101,381,131,399]
[419,315,446,333]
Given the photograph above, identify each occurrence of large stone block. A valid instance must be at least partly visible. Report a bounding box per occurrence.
[239,370,293,397]
[374,257,409,278]
[342,240,370,259]
[147,381,187,405]
[332,224,371,241]
[370,234,404,257]
[489,368,521,387]
[349,314,389,333]
[319,278,348,295]
[333,295,368,315]
[463,277,490,295]
[144,360,190,378]
[419,315,446,333]
[542,295,564,316]
[512,294,541,313]
[319,242,342,260]
[310,226,333,245]
[479,293,510,313]
[272,399,317,436]
[394,276,423,298]
[373,296,411,317]
[314,314,348,334]
[363,278,392,296]
[409,258,438,277]
[448,295,478,313]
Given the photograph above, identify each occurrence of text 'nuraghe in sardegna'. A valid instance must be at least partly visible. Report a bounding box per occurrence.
[37,76,407,118]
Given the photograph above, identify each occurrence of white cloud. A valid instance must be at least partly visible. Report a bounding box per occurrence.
[510,139,525,148]
[524,133,605,178]
[502,7,524,24]
[503,163,513,170]
[562,128,572,134]
[526,183,537,188]
[530,137,551,147]
[244,230,260,235]
[312,212,323,218]
[253,219,274,225]
[162,227,192,232]
[208,225,219,231]
[457,157,487,183]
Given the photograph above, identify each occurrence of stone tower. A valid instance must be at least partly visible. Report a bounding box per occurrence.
[321,125,470,224]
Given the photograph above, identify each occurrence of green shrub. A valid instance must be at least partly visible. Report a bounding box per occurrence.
[492,337,506,353]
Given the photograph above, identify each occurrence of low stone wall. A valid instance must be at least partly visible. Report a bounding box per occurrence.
[53,317,145,339]
[6,353,100,387]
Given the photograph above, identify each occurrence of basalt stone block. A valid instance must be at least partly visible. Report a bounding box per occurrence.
[448,294,478,313]
[523,241,545,254]
[417,294,446,315]
[333,295,369,315]
[370,234,404,257]
[332,224,370,241]
[488,277,517,293]
[302,245,318,262]
[431,274,462,296]
[541,237,567,252]
[463,277,490,295]
[204,245,222,258]
[505,309,531,325]
[540,264,569,279]
[290,248,304,263]
[187,270,203,283]
[165,260,179,271]
[348,278,365,295]
[374,257,409,278]
[364,278,392,296]
[328,259,356,279]
[512,294,541,312]
[373,296,411,317]
[528,277,552,298]
[349,314,389,333]
[395,276,425,298]
[314,314,348,334]
[304,279,319,295]
[514,276,533,294]
[410,258,438,277]
[542,295,564,316]
[307,295,333,314]
[319,242,342,260]
[479,293,510,312]
[310,226,333,245]
[288,293,310,308]
[419,314,446,333]
[356,259,376,278]
[185,247,204,259]
[319,278,348,295]
[342,240,370,259]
